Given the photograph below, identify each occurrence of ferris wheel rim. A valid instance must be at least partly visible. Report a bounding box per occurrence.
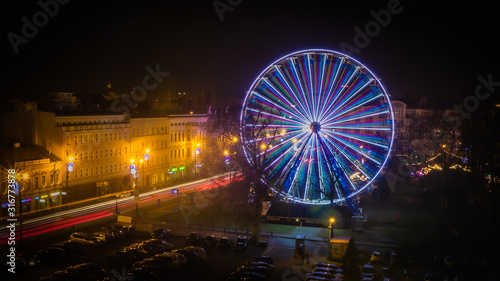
[240,49,395,204]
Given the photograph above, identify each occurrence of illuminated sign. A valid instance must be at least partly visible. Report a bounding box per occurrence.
[179,166,185,171]
[171,167,178,172]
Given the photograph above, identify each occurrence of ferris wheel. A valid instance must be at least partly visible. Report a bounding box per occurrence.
[240,49,395,205]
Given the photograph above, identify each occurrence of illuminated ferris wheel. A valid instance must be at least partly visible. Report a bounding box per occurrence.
[240,49,395,205]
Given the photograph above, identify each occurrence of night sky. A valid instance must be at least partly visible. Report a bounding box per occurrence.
[1,0,498,108]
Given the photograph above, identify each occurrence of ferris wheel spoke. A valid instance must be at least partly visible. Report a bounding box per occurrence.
[289,58,315,120]
[261,77,313,122]
[319,75,373,124]
[317,65,360,123]
[273,66,314,121]
[322,130,384,166]
[317,56,344,119]
[320,133,374,181]
[250,90,308,123]
[328,108,391,126]
[325,88,382,123]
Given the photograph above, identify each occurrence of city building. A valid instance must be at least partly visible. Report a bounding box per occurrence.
[0,100,208,213]
[0,142,63,216]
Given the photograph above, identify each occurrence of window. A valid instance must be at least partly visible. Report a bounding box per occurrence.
[114,164,117,172]
[100,133,103,142]
[90,168,93,176]
[85,169,88,177]
[152,174,158,185]
[95,133,99,142]
[85,152,88,161]
[105,133,108,141]
[119,132,121,140]
[90,134,94,143]
[66,136,70,145]
[119,148,121,156]
[125,147,127,154]
[80,134,83,144]
[50,174,54,185]
[74,135,78,144]
[80,169,83,178]
[85,134,88,143]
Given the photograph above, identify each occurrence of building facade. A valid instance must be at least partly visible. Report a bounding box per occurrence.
[0,101,208,214]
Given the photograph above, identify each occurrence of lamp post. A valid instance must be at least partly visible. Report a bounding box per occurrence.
[143,149,150,191]
[65,156,74,206]
[194,143,200,177]
[130,159,139,216]
[329,217,335,240]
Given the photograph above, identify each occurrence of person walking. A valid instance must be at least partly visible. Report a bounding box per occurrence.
[301,251,305,264]
[306,251,311,264]
[397,211,401,221]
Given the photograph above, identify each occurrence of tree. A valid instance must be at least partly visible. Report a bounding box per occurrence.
[216,105,283,243]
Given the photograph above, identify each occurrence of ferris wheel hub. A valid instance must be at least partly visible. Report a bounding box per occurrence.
[310,122,321,133]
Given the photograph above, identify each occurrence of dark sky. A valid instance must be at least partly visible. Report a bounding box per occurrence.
[1,0,498,107]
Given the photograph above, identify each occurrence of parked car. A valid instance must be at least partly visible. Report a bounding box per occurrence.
[64,263,108,280]
[237,265,273,277]
[107,248,150,263]
[226,270,267,281]
[52,240,83,256]
[132,258,173,274]
[172,248,198,263]
[184,246,207,259]
[361,264,376,278]
[186,232,203,246]
[245,261,275,272]
[218,236,232,248]
[128,243,157,256]
[106,223,135,238]
[70,232,102,247]
[235,236,248,251]
[151,228,171,240]
[253,255,273,265]
[91,232,113,244]
[141,239,174,254]
[148,253,182,269]
[162,252,187,266]
[33,247,66,265]
[204,235,217,247]
[126,267,158,281]
[306,271,332,279]
[312,262,337,270]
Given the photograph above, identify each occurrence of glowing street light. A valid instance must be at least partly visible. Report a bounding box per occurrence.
[329,217,335,240]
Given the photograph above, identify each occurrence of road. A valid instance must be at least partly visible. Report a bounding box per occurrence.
[0,174,232,247]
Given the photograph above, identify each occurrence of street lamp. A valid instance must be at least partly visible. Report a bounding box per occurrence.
[329,217,335,240]
[65,156,74,206]
[195,143,201,177]
[130,159,139,216]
